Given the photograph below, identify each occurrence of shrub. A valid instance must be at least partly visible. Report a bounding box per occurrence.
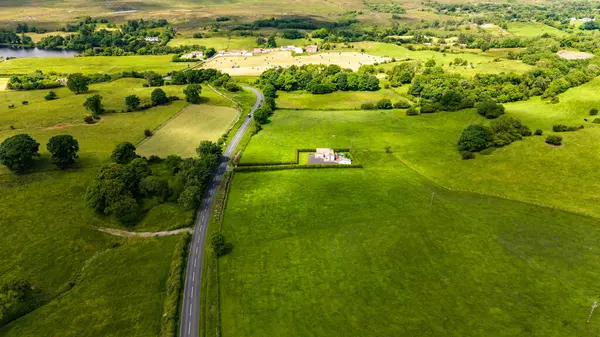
[8,104,15,109]
[591,108,598,116]
[462,152,475,160]
[534,129,543,136]
[83,115,94,124]
[111,142,138,164]
[385,146,392,153]
[125,94,141,111]
[44,91,57,100]
[553,124,581,132]
[393,101,411,109]
[406,106,419,116]
[151,88,169,106]
[144,129,152,137]
[545,135,563,146]
[458,124,493,152]
[225,81,241,92]
[376,98,393,109]
[360,102,376,110]
[83,94,104,115]
[550,96,559,104]
[476,99,505,119]
[21,101,29,105]
[593,118,600,124]
[147,155,162,163]
[210,231,226,257]
[419,104,437,114]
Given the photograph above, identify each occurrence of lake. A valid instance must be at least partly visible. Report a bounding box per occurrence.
[0,47,80,59]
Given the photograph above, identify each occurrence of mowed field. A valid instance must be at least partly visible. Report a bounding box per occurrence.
[0,69,241,334]
[0,55,192,75]
[276,87,410,110]
[137,104,240,158]
[203,51,390,76]
[507,22,570,38]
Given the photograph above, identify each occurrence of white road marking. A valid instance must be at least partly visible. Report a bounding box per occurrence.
[188,322,191,334]
[194,258,197,267]
[189,305,192,316]
[192,271,195,282]
[191,287,194,297]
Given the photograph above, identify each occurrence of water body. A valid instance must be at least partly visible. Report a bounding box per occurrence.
[0,47,80,59]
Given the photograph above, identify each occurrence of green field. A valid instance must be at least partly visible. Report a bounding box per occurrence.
[508,22,569,38]
[220,165,600,336]
[0,76,235,334]
[138,104,240,158]
[0,55,192,75]
[276,87,410,110]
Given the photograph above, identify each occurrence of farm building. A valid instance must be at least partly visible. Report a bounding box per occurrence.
[145,37,159,42]
[308,148,352,165]
[182,51,204,59]
[306,45,318,53]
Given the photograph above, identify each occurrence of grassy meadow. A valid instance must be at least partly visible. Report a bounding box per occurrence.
[0,55,192,75]
[137,104,240,158]
[0,76,242,334]
[275,87,410,110]
[507,22,569,38]
[220,165,600,336]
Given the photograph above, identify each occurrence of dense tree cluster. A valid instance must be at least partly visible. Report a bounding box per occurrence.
[0,30,33,46]
[86,141,221,225]
[170,69,229,86]
[0,134,40,173]
[7,71,62,91]
[458,116,531,154]
[256,64,379,95]
[0,278,32,321]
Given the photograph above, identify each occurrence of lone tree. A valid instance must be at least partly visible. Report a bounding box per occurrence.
[253,107,270,124]
[184,84,202,104]
[67,73,90,94]
[151,88,168,106]
[125,94,141,111]
[196,140,222,158]
[476,99,505,119]
[458,124,493,152]
[0,134,40,173]
[111,142,138,164]
[83,94,104,115]
[47,135,79,169]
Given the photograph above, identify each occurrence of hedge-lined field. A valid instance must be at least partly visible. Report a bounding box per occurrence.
[220,166,600,336]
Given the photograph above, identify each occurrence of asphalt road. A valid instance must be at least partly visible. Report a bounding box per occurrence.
[179,85,263,337]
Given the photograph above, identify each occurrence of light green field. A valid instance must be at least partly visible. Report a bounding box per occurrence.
[276,87,410,110]
[169,36,257,50]
[25,31,68,43]
[0,77,8,90]
[138,104,240,158]
[508,22,569,38]
[0,55,192,75]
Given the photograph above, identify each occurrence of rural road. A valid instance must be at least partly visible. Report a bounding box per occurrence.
[179,85,263,337]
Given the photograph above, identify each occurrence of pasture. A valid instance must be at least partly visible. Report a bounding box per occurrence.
[137,104,240,158]
[275,88,410,110]
[0,77,7,90]
[220,163,600,336]
[0,76,237,334]
[0,55,192,75]
[203,51,390,76]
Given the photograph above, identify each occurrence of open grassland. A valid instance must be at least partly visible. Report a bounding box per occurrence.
[0,55,192,75]
[220,165,600,336]
[138,104,240,158]
[25,31,68,43]
[276,87,410,110]
[169,36,319,51]
[351,42,533,76]
[240,76,600,218]
[508,22,569,38]
[0,236,179,337]
[0,77,234,334]
[204,51,390,76]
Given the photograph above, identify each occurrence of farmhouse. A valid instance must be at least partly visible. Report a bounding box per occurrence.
[306,45,318,53]
[308,148,352,165]
[145,37,159,42]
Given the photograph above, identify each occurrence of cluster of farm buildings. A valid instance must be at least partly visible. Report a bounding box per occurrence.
[181,45,319,60]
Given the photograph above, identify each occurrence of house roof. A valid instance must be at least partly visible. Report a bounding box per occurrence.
[316,148,334,156]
